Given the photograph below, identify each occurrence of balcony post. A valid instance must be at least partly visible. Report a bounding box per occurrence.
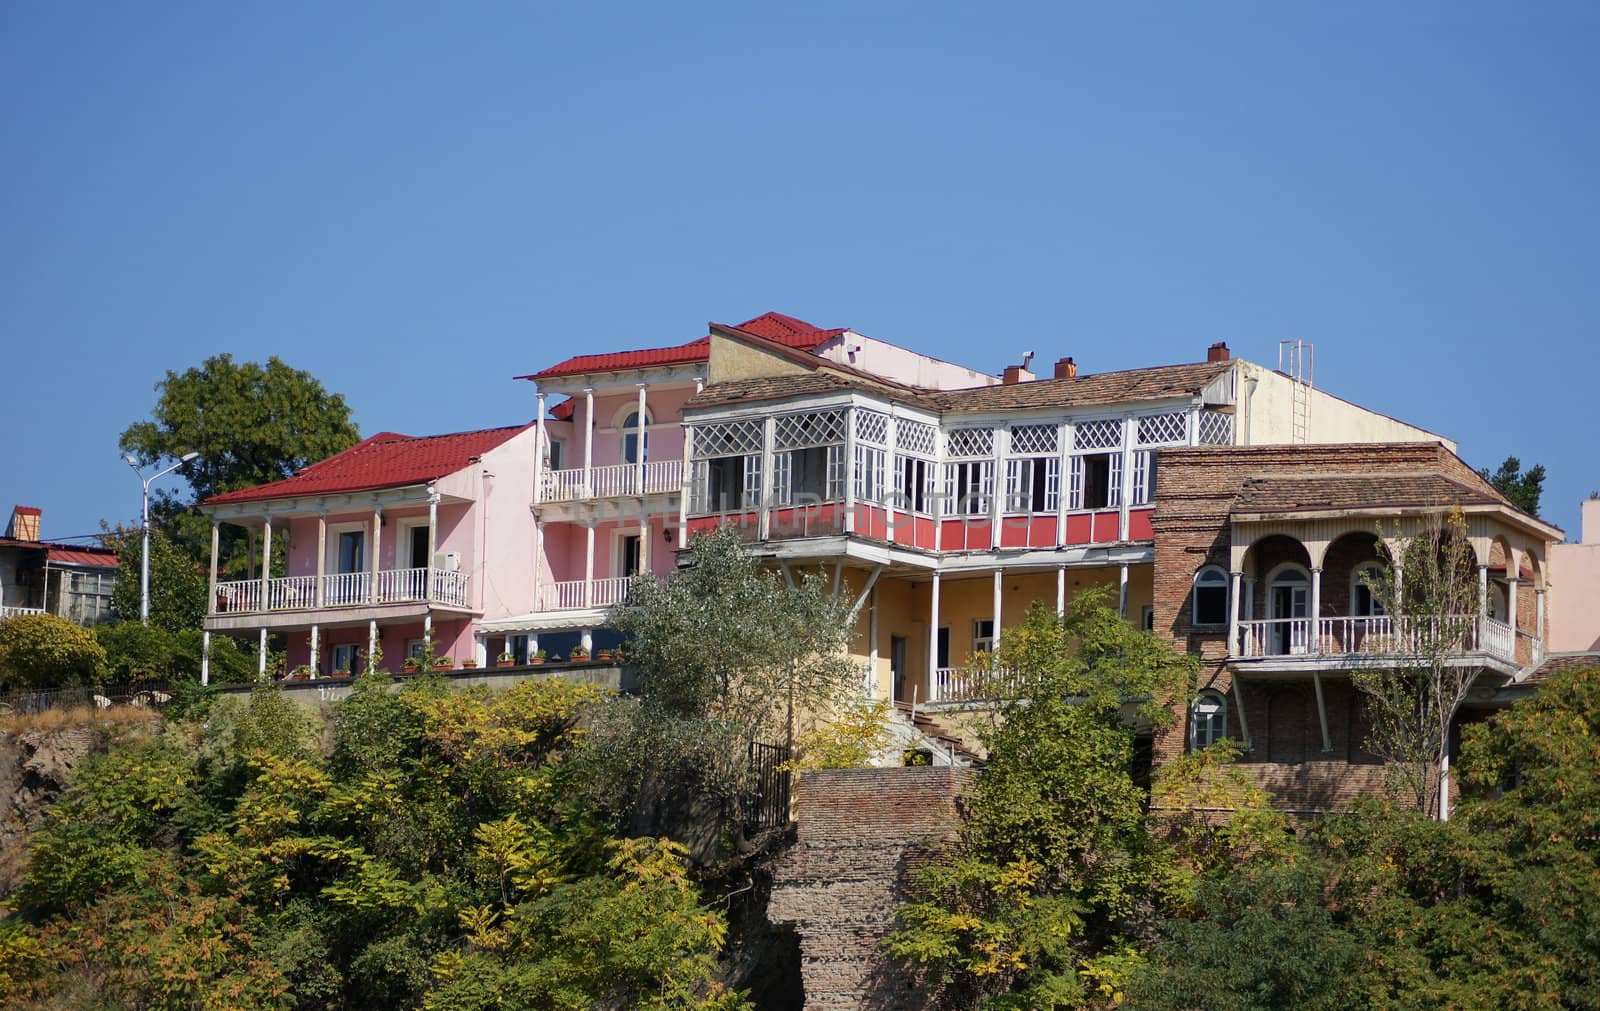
[207,520,220,614]
[1310,567,1322,654]
[1227,571,1242,658]
[370,504,384,603]
[1056,419,1071,547]
[424,612,432,651]
[635,383,647,494]
[427,485,439,603]
[1119,562,1129,619]
[1506,577,1519,637]
[534,392,547,505]
[310,624,319,675]
[927,572,941,702]
[258,627,267,678]
[584,523,595,608]
[261,515,273,610]
[885,408,898,545]
[582,387,595,498]
[201,630,211,686]
[1118,417,1132,542]
[844,406,857,535]
[1477,564,1488,620]
[368,620,378,674]
[636,384,650,573]
[991,569,1002,653]
[1056,564,1066,618]
[680,378,701,548]
[989,426,1005,549]
[315,513,327,607]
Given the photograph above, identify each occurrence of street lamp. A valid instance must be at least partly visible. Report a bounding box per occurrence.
[125,452,199,625]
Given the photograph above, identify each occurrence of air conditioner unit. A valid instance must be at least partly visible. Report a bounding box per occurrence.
[433,551,461,572]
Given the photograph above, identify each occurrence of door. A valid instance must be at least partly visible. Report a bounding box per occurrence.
[890,635,907,702]
[1271,577,1309,655]
[618,535,642,578]
[337,531,365,573]
[409,526,430,570]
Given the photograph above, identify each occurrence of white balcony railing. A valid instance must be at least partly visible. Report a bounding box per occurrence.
[212,568,470,615]
[0,606,46,620]
[930,666,1024,704]
[539,460,684,503]
[538,575,633,611]
[1234,614,1523,666]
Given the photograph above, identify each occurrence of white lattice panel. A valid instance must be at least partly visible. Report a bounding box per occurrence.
[775,410,845,450]
[946,427,994,458]
[1073,418,1122,450]
[856,410,888,446]
[896,420,937,456]
[691,420,762,459]
[1198,409,1233,446]
[1009,424,1058,455]
[1137,412,1187,446]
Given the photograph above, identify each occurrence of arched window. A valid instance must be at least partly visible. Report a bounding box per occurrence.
[1266,564,1311,655]
[621,410,650,464]
[1351,564,1386,617]
[1191,690,1228,749]
[1192,566,1229,626]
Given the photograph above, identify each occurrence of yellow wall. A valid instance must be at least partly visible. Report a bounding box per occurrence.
[707,331,813,384]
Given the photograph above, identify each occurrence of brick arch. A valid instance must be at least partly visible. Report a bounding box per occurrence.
[1322,531,1385,619]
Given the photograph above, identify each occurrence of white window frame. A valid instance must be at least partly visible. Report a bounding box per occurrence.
[617,406,652,465]
[944,459,994,517]
[1190,690,1228,749]
[328,521,369,575]
[1191,565,1229,627]
[332,643,359,674]
[396,517,431,570]
[614,530,643,578]
[972,619,995,658]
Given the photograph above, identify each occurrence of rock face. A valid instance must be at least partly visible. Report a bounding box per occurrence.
[769,767,975,1010]
[0,724,102,894]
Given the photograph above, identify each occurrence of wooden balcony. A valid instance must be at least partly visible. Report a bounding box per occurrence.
[211,568,470,616]
[539,460,684,503]
[1233,614,1527,668]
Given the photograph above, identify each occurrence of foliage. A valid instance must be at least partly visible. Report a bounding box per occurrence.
[1479,455,1546,517]
[1349,509,1481,817]
[102,524,207,632]
[780,698,894,773]
[94,621,255,685]
[8,673,747,1009]
[0,612,107,690]
[884,594,1196,1006]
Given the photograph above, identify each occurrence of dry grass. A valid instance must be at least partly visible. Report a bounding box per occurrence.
[0,703,162,736]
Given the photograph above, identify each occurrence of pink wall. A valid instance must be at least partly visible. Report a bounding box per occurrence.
[284,503,473,577]
[565,385,692,470]
[284,618,474,674]
[1550,499,1600,652]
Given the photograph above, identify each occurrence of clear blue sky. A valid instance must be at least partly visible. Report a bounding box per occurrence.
[3,1,1595,542]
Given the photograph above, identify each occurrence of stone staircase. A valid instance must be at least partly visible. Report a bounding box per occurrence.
[884,701,982,766]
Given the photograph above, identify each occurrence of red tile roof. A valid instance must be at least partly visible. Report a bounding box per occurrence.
[205,425,531,505]
[12,506,41,516]
[46,547,118,568]
[519,312,844,381]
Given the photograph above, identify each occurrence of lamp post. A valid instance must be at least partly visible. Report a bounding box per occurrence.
[125,452,199,625]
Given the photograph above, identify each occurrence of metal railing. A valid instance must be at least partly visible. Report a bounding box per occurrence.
[0,606,46,620]
[212,568,471,614]
[540,460,685,502]
[1235,614,1522,665]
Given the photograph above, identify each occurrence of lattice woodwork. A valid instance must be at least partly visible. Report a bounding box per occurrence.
[690,420,762,459]
[946,427,995,458]
[896,420,937,456]
[775,410,845,450]
[1073,418,1122,451]
[856,410,888,446]
[1198,409,1234,446]
[1137,411,1187,446]
[1008,423,1058,456]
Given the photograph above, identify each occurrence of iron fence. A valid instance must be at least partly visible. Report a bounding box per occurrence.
[0,682,178,716]
[745,741,792,830]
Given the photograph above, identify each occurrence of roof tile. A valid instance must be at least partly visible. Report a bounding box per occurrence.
[521,312,842,381]
[932,361,1232,413]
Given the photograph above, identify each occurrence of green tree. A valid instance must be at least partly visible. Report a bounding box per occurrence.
[1478,456,1545,516]
[102,525,207,632]
[884,594,1195,1007]
[0,612,106,690]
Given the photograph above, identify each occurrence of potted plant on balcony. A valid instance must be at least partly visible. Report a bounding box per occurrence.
[595,647,613,662]
[330,665,351,681]
[434,656,454,671]
[461,657,478,670]
[496,651,516,668]
[403,656,420,673]
[570,645,590,663]
[531,649,546,665]
[288,664,313,682]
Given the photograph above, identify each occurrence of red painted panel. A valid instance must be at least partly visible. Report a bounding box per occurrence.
[999,516,1030,548]
[905,515,937,550]
[1127,508,1154,541]
[941,518,993,552]
[1029,516,1058,548]
[1065,514,1093,544]
[1092,511,1120,542]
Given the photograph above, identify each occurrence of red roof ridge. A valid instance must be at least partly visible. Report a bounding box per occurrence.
[519,311,841,382]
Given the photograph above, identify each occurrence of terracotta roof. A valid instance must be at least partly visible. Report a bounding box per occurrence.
[1231,473,1502,515]
[549,398,575,421]
[932,360,1232,413]
[1523,652,1600,684]
[205,425,530,505]
[12,506,41,516]
[520,312,844,381]
[46,547,118,568]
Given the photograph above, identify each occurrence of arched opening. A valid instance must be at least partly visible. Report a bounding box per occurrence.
[1190,689,1229,750]
[620,409,651,465]
[1265,562,1311,655]
[1191,565,1229,627]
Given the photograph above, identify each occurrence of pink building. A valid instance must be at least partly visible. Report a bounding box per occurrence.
[1549,498,1600,653]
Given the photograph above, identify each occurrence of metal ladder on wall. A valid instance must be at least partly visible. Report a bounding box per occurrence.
[1279,339,1315,444]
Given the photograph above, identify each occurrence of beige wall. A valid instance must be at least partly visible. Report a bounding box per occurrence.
[1238,362,1454,451]
[706,331,812,384]
[1550,499,1600,652]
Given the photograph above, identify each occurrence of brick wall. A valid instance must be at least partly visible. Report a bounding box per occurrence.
[770,767,975,1009]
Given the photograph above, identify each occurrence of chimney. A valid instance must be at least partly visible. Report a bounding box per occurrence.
[7,506,41,541]
[1054,356,1078,379]
[1002,365,1035,385]
[1207,341,1230,362]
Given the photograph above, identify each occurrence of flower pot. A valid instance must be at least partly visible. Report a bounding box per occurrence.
[496,661,515,668]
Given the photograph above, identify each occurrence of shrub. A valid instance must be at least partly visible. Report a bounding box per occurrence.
[0,613,106,690]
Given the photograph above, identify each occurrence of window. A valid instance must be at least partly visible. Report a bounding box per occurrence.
[64,570,114,625]
[332,643,359,674]
[337,530,365,574]
[406,639,427,661]
[1141,605,1155,631]
[895,456,933,513]
[776,445,842,504]
[972,619,995,657]
[408,525,430,570]
[618,534,641,577]
[700,455,754,512]
[620,411,650,464]
[1005,456,1059,514]
[1130,451,1157,505]
[1352,564,1386,617]
[548,439,565,471]
[945,460,994,516]
[1078,453,1118,509]
[1190,690,1228,749]
[853,445,886,504]
[1192,566,1229,626]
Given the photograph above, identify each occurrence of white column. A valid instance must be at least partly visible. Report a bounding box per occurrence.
[679,378,701,548]
[315,513,327,607]
[988,427,1005,549]
[1507,577,1519,634]
[201,630,211,686]
[424,612,433,649]
[258,627,267,678]
[260,515,273,607]
[844,406,857,535]
[760,416,776,540]
[427,486,439,602]
[310,624,320,675]
[1439,749,1451,822]
[1119,563,1129,618]
[1478,564,1489,620]
[885,409,898,545]
[1228,571,1242,658]
[1310,567,1322,653]
[868,585,880,698]
[637,385,649,571]
[635,383,648,493]
[584,523,596,607]
[369,505,383,603]
[991,569,1003,651]
[582,387,595,496]
[1118,417,1133,541]
[207,520,220,615]
[368,620,378,674]
[1056,565,1066,618]
[534,392,548,505]
[1056,420,1071,546]
[928,572,942,702]
[580,628,593,653]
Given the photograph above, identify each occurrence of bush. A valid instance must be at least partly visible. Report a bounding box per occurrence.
[0,613,106,690]
[96,623,257,686]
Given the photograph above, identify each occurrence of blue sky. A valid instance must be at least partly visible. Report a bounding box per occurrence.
[3,1,1595,542]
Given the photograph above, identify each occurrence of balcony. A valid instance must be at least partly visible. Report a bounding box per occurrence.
[535,574,669,612]
[212,568,470,616]
[0,606,45,620]
[1233,615,1525,667]
[540,460,684,503]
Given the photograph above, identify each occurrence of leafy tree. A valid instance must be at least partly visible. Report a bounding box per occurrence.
[1349,509,1481,818]
[1478,456,1545,516]
[96,622,257,686]
[101,524,207,632]
[0,612,106,690]
[884,594,1195,1007]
